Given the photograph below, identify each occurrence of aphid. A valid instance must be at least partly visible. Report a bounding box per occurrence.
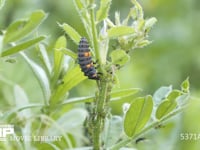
[78,37,99,80]
[135,137,146,144]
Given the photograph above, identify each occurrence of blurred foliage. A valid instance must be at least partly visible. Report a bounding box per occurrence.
[0,0,200,150]
[1,0,199,94]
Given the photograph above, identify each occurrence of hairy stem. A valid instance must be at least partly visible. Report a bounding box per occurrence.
[88,1,112,149]
[93,80,112,150]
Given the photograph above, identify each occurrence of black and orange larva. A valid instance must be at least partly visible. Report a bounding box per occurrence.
[78,37,99,80]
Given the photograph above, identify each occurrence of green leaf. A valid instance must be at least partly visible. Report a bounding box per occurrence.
[61,48,77,59]
[155,90,181,119]
[0,0,6,10]
[153,86,172,104]
[124,95,153,137]
[136,40,151,48]
[61,88,141,105]
[59,23,81,45]
[38,115,73,148]
[47,108,88,136]
[3,10,46,44]
[115,12,121,26]
[155,89,182,119]
[104,116,123,148]
[62,96,94,105]
[13,85,32,144]
[111,88,141,101]
[36,143,60,150]
[52,36,66,86]
[110,49,130,66]
[20,52,50,105]
[0,35,3,55]
[4,57,17,63]
[181,77,190,93]
[176,94,190,106]
[1,36,45,57]
[131,0,144,19]
[156,99,177,120]
[50,65,86,104]
[167,90,181,101]
[144,17,157,32]
[107,26,135,38]
[14,85,31,117]
[96,0,112,23]
[73,0,84,10]
[0,103,43,121]
[39,44,52,74]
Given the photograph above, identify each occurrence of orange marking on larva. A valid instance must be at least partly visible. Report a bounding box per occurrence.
[84,52,91,57]
[92,74,97,77]
[86,63,93,68]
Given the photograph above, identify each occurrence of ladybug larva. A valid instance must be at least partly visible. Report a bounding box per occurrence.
[78,37,99,80]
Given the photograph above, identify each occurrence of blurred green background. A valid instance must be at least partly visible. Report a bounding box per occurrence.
[0,0,200,149]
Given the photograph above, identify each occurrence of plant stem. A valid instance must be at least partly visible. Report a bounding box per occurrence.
[93,80,111,150]
[88,1,113,149]
[109,106,186,150]
[89,1,103,73]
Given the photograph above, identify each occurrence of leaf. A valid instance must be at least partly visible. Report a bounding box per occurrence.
[0,0,6,10]
[111,88,141,101]
[50,65,86,104]
[96,0,112,23]
[1,36,45,57]
[39,44,52,74]
[61,88,141,105]
[20,52,50,105]
[47,108,88,136]
[61,48,77,59]
[155,99,177,120]
[107,26,135,38]
[1,103,43,121]
[136,40,151,48]
[131,0,144,19]
[167,90,181,101]
[110,49,130,66]
[14,85,28,107]
[36,143,61,150]
[99,23,109,64]
[52,36,66,86]
[104,116,123,148]
[115,12,121,26]
[144,17,157,32]
[176,94,190,106]
[14,85,31,117]
[73,0,84,10]
[181,77,190,93]
[0,35,3,55]
[124,95,153,137]
[153,85,172,104]
[3,10,46,44]
[4,57,17,63]
[62,96,94,105]
[155,90,181,119]
[59,23,81,45]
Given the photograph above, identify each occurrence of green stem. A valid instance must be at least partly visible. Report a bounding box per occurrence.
[93,81,110,150]
[89,1,103,73]
[110,106,186,150]
[88,1,113,149]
